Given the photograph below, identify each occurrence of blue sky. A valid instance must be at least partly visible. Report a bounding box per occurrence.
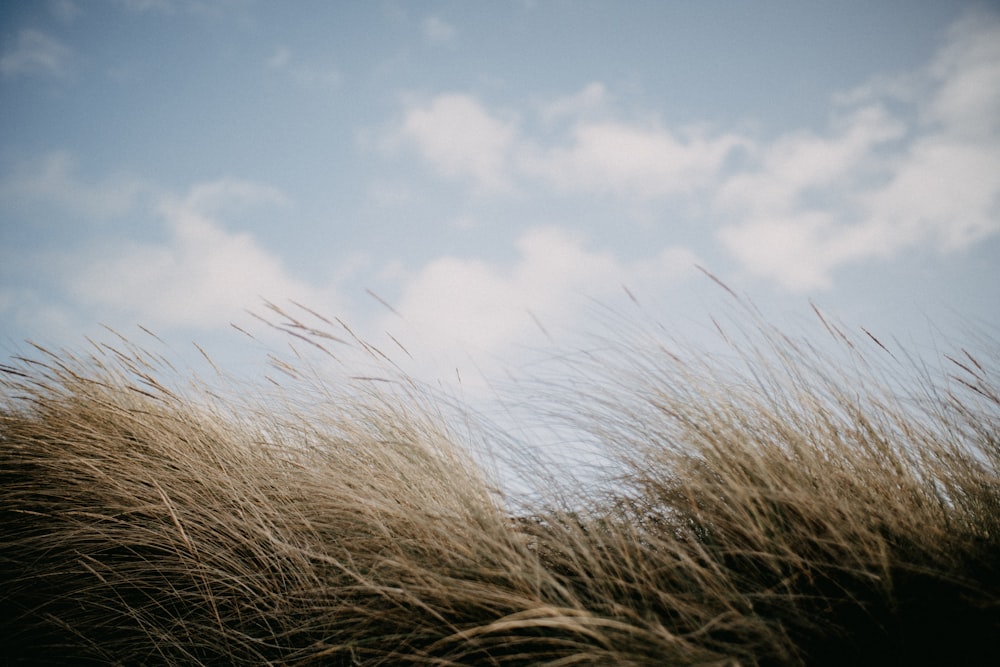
[1,0,999,399]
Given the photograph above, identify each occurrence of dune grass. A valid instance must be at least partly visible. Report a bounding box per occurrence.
[1,302,997,665]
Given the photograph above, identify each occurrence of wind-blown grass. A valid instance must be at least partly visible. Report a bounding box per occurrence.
[2,302,997,665]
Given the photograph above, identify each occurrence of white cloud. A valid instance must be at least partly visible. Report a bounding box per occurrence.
[422,16,456,44]
[69,180,330,330]
[538,82,610,123]
[381,12,1000,295]
[716,212,841,291]
[0,29,71,78]
[713,106,908,290]
[924,10,1000,140]
[521,120,746,199]
[393,93,518,193]
[387,88,743,198]
[384,227,698,390]
[718,106,904,217]
[0,152,148,219]
[860,137,1000,252]
[714,12,1000,292]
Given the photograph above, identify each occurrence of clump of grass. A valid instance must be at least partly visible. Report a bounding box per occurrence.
[2,301,997,665]
[524,304,999,665]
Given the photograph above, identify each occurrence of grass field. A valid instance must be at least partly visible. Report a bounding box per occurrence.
[2,300,997,665]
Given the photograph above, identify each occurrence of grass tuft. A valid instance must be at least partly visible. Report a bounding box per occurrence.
[2,303,998,665]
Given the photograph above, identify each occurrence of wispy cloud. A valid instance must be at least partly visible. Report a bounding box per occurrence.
[265,46,341,91]
[537,82,610,123]
[49,0,83,22]
[521,121,746,199]
[0,152,149,219]
[0,284,81,343]
[266,46,291,70]
[0,29,71,78]
[422,16,456,45]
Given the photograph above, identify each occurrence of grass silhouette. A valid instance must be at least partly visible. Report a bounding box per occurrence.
[2,299,997,665]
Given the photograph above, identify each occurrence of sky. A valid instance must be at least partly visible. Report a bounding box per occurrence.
[2,0,999,407]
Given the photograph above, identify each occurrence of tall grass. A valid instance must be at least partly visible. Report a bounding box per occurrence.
[2,301,997,665]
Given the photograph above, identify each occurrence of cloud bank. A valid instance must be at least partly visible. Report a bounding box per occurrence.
[385,12,1000,292]
[2,9,997,394]
[0,29,71,78]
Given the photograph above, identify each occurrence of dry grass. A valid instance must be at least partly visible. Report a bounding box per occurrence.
[2,302,997,665]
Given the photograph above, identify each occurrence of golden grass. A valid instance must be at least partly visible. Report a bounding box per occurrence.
[1,302,997,665]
